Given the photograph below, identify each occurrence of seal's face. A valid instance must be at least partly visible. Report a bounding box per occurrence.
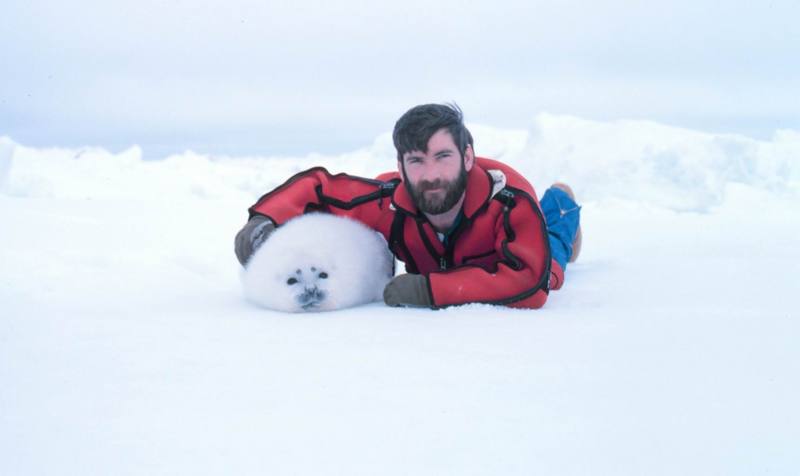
[284,266,329,311]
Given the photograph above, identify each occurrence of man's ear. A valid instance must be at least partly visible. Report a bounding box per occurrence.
[464,145,475,172]
[397,159,403,176]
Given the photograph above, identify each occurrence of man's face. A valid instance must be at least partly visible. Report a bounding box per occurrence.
[399,128,474,215]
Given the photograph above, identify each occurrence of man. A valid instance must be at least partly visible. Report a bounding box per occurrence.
[235,104,581,309]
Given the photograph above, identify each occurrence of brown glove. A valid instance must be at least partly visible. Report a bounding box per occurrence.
[234,215,276,266]
[383,273,433,308]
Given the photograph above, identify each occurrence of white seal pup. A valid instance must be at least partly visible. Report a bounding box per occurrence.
[242,213,394,312]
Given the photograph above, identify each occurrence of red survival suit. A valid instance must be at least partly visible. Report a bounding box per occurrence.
[247,157,564,309]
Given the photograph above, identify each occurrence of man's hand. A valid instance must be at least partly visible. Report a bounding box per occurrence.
[383,273,433,308]
[234,216,276,266]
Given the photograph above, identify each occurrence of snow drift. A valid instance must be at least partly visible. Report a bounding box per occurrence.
[517,114,800,211]
[0,136,14,192]
[2,115,797,211]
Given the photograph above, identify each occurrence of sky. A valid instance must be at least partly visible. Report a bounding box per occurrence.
[1,0,798,158]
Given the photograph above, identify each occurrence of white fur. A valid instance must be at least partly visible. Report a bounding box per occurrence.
[241,213,393,312]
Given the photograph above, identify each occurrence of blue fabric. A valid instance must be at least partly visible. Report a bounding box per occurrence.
[540,187,581,271]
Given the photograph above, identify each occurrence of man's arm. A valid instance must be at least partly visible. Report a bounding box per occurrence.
[234,167,396,267]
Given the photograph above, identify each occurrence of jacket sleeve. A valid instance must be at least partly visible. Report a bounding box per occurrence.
[427,189,552,309]
[235,167,397,267]
[246,167,396,226]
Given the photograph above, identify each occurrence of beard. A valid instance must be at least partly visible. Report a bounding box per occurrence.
[403,162,469,215]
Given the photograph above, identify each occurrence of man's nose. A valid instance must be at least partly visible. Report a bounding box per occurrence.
[420,163,441,183]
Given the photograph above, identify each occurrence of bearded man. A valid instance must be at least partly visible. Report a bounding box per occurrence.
[234,103,581,309]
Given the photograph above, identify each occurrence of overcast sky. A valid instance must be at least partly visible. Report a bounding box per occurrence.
[1,0,798,158]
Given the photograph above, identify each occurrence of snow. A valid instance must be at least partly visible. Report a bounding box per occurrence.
[0,137,14,191]
[1,116,799,475]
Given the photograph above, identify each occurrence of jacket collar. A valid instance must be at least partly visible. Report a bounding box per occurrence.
[391,159,492,220]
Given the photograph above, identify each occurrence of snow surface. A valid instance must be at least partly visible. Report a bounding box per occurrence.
[1,114,799,475]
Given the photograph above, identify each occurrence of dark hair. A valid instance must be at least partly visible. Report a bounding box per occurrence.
[393,103,471,161]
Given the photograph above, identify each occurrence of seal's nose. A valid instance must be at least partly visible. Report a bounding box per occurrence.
[297,286,326,308]
[309,286,326,302]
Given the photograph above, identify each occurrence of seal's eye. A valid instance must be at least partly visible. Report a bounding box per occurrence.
[287,277,298,285]
[319,272,328,279]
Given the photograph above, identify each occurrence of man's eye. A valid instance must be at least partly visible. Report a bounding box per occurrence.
[287,277,298,285]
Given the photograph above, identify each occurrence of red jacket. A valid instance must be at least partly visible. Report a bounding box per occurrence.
[248,157,564,309]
